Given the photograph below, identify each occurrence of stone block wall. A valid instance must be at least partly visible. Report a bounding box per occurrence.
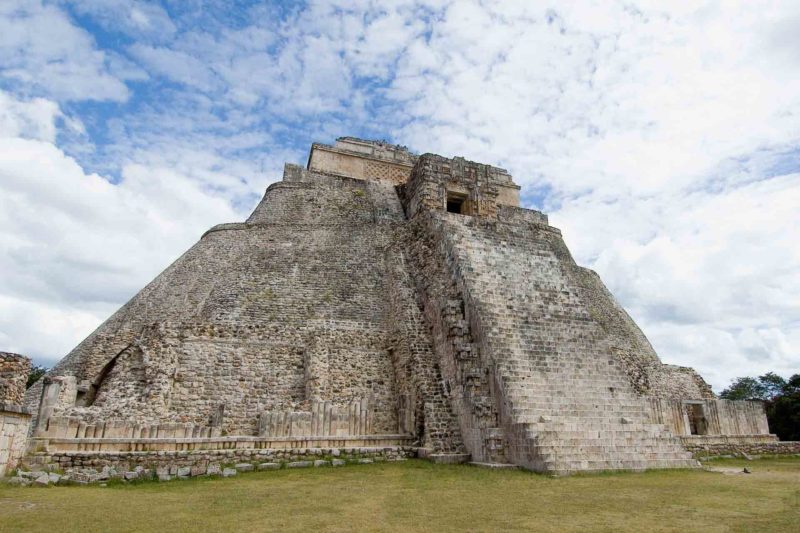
[402,153,520,220]
[404,213,507,463]
[307,137,415,185]
[647,398,771,437]
[1,353,32,477]
[680,436,800,458]
[25,165,464,455]
[1,408,31,477]
[22,445,416,483]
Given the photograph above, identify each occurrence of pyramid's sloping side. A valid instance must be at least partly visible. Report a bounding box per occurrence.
[405,208,705,471]
[25,172,462,442]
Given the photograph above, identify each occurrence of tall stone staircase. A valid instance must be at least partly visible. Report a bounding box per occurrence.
[440,214,698,474]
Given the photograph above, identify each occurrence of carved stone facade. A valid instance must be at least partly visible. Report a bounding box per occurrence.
[18,137,782,475]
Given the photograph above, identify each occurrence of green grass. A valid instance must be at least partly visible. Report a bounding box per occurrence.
[1,457,798,532]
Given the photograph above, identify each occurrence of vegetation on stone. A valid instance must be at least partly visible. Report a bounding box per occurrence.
[26,365,47,389]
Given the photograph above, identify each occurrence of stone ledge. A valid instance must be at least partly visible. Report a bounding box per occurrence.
[0,402,31,415]
[32,434,415,453]
[679,434,779,445]
[417,449,471,464]
[468,462,519,470]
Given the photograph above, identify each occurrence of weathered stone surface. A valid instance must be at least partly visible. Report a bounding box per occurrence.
[0,353,32,477]
[14,137,776,476]
[286,461,312,469]
[234,463,254,472]
[222,468,237,477]
[0,353,30,406]
[258,462,280,470]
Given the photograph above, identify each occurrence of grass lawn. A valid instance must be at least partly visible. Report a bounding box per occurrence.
[1,457,798,532]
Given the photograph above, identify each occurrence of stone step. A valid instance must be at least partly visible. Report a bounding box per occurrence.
[545,459,700,474]
[529,427,679,436]
[509,401,649,411]
[533,443,692,454]
[510,402,647,411]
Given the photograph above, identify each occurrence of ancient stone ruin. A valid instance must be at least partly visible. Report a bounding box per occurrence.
[13,138,785,477]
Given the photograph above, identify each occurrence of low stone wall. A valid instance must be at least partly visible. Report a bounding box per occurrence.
[1,405,32,477]
[0,353,32,477]
[647,397,771,436]
[681,435,800,458]
[31,433,413,453]
[18,445,415,484]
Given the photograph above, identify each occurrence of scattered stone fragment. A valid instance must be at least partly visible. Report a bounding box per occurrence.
[258,463,280,471]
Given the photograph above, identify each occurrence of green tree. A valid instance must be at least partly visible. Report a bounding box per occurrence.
[26,364,47,388]
[721,372,800,441]
[765,374,800,441]
[758,372,787,400]
[720,376,766,400]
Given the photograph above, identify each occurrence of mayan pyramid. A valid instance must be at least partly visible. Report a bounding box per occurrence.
[25,138,773,474]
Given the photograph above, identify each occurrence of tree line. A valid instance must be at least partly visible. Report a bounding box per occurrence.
[720,372,799,441]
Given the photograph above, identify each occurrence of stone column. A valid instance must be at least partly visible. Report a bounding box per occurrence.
[35,375,77,435]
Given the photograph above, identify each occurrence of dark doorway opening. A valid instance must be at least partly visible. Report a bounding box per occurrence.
[686,403,708,435]
[446,193,467,214]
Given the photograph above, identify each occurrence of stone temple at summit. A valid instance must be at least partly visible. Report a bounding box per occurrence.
[12,137,778,475]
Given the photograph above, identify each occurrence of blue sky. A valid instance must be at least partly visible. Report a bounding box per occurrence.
[1,0,799,390]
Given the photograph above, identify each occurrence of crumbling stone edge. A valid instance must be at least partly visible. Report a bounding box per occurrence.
[3,446,416,487]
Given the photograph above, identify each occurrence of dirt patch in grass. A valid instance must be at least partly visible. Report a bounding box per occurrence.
[1,457,798,532]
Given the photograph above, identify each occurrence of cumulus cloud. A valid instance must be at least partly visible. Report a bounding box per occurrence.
[0,0,130,101]
[0,90,239,363]
[63,0,177,41]
[0,0,797,390]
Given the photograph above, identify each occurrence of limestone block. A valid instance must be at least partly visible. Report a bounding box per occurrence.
[286,461,312,468]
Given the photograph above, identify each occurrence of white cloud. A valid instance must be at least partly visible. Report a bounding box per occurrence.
[0,91,60,142]
[0,91,240,364]
[0,0,130,101]
[64,0,177,40]
[376,0,800,389]
[0,0,798,392]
